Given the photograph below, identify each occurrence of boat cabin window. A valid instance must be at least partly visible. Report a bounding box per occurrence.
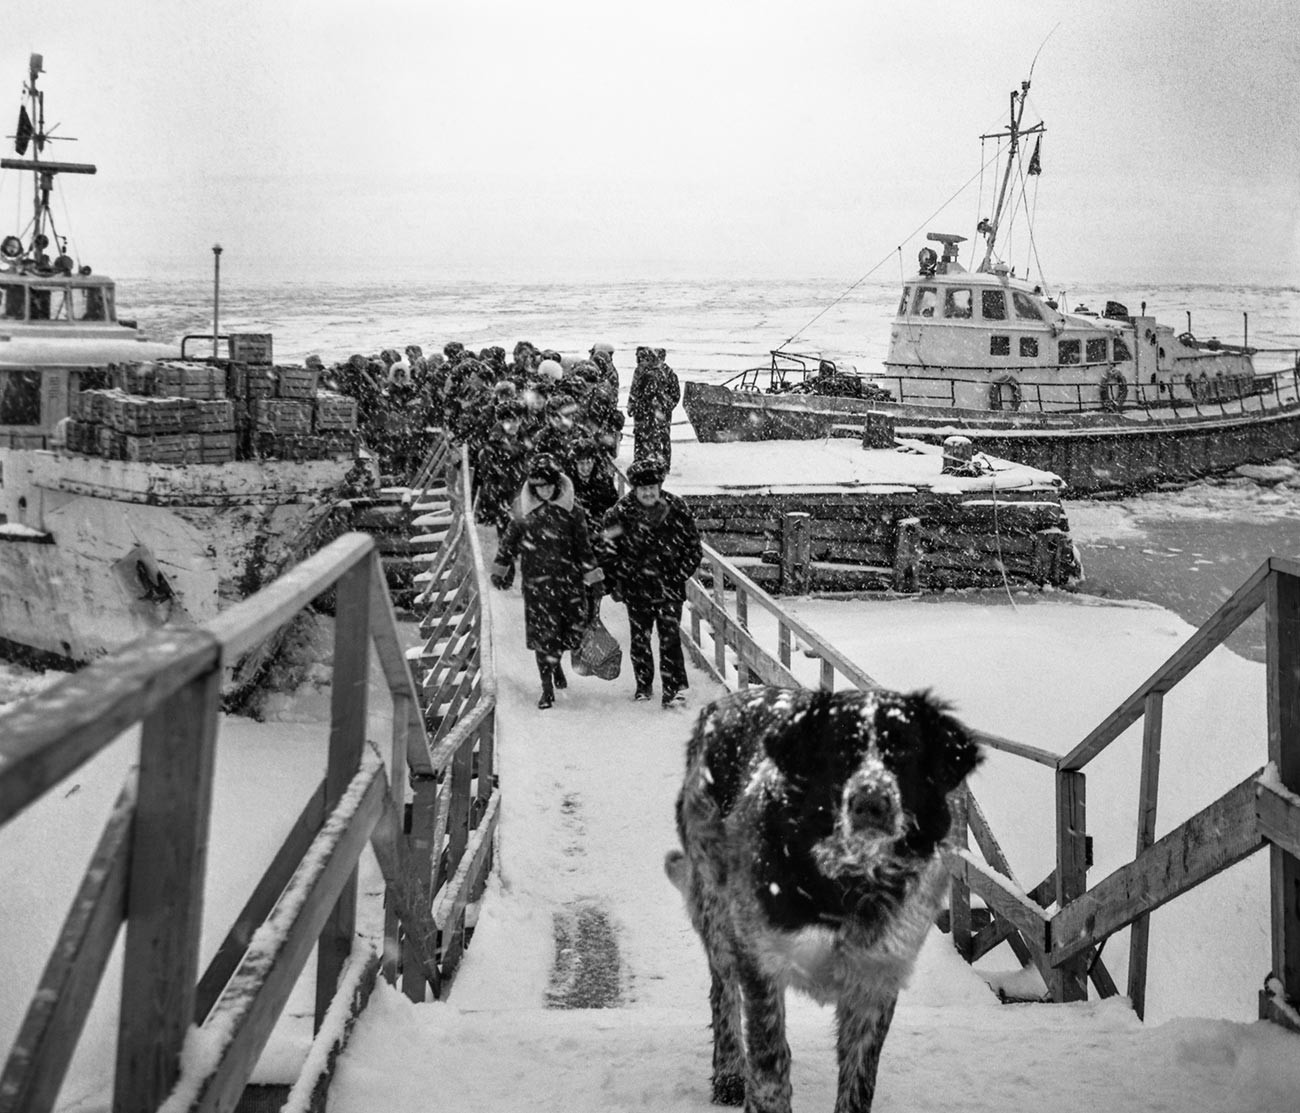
[0,369,41,425]
[1011,291,1044,321]
[1020,337,1039,357]
[1114,337,1132,361]
[981,289,1007,320]
[30,286,72,321]
[989,335,1010,356]
[897,286,912,316]
[912,287,939,318]
[1,283,25,320]
[1085,338,1109,363]
[71,285,110,321]
[943,288,973,319]
[1058,339,1081,365]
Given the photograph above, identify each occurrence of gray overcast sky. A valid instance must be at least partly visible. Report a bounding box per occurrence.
[2,0,1297,285]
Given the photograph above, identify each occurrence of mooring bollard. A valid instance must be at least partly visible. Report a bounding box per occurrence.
[861,410,897,449]
[780,511,812,595]
[941,435,974,473]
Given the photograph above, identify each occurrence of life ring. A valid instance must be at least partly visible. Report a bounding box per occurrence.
[988,374,1022,412]
[0,235,22,260]
[918,246,938,274]
[1098,368,1128,411]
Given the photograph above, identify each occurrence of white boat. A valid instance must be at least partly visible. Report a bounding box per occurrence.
[683,75,1300,494]
[0,54,355,678]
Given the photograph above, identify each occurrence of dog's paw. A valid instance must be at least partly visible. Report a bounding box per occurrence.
[711,1073,745,1106]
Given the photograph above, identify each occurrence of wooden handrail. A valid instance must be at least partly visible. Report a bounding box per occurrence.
[1,515,450,1109]
[207,533,375,659]
[0,629,218,827]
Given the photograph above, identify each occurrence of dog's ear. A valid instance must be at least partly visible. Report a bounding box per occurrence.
[906,690,983,793]
[759,688,829,777]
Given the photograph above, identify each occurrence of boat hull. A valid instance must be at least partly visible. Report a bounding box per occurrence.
[683,381,1300,495]
[0,449,344,664]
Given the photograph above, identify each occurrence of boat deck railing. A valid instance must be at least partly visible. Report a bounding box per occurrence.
[721,349,1300,421]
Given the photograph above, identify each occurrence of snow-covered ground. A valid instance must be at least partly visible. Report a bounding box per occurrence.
[3,537,1299,1111]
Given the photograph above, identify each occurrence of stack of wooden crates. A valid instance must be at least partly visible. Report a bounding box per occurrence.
[65,335,358,464]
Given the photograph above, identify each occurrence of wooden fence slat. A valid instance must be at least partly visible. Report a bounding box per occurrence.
[1052,772,1266,966]
[0,777,135,1113]
[178,761,388,1113]
[114,665,223,1113]
[1129,691,1165,1019]
[367,785,442,999]
[948,850,1052,954]
[431,791,501,987]
[0,629,217,827]
[195,780,327,1022]
[1052,769,1089,1001]
[317,556,373,1028]
[1265,567,1300,1023]
[1257,778,1300,860]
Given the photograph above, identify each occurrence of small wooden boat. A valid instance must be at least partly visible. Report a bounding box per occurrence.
[683,76,1300,495]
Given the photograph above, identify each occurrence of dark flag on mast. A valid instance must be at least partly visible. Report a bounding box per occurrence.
[14,105,33,155]
[1027,135,1042,176]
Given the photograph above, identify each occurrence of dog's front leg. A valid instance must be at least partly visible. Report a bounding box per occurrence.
[707,959,745,1105]
[736,953,791,1113]
[833,992,898,1113]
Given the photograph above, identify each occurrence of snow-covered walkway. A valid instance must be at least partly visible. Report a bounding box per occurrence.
[325,583,1300,1112]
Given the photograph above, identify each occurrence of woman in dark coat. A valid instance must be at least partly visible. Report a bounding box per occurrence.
[490,454,604,709]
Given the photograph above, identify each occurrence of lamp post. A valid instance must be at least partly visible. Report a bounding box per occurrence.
[212,244,223,358]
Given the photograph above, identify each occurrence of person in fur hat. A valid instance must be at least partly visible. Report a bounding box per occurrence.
[491,454,605,709]
[567,436,619,522]
[599,455,701,706]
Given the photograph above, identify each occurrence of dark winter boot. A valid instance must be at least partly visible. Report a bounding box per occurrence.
[536,653,555,710]
[553,660,567,690]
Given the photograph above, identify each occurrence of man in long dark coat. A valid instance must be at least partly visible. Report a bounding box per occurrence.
[599,455,702,706]
[491,454,604,709]
[627,346,680,467]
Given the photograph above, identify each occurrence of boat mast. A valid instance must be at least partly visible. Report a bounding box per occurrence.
[1,53,96,271]
[977,79,1043,274]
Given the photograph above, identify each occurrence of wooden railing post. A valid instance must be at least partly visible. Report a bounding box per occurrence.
[893,517,920,593]
[1129,692,1164,1019]
[113,663,222,1112]
[316,555,372,1028]
[948,785,973,959]
[780,511,811,595]
[402,772,442,1002]
[711,556,727,676]
[1052,768,1089,1002]
[1263,566,1300,1027]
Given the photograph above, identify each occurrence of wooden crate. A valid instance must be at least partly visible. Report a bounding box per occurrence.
[251,398,312,434]
[229,333,273,365]
[314,391,358,431]
[276,366,318,399]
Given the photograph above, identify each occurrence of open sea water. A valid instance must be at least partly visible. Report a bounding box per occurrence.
[117,275,1300,384]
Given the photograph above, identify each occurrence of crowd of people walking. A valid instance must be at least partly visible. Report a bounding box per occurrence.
[328,336,700,710]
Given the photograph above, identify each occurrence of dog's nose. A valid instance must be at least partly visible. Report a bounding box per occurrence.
[847,782,895,833]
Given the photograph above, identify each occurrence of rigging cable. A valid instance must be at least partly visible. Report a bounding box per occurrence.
[778,147,1004,351]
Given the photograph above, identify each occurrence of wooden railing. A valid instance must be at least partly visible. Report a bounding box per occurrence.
[681,543,1300,1029]
[0,438,499,1110]
[405,442,499,993]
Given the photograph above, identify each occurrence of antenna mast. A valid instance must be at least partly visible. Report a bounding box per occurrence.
[977,79,1043,273]
[0,53,97,271]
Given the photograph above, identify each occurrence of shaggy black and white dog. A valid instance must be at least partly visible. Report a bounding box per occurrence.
[665,685,982,1113]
